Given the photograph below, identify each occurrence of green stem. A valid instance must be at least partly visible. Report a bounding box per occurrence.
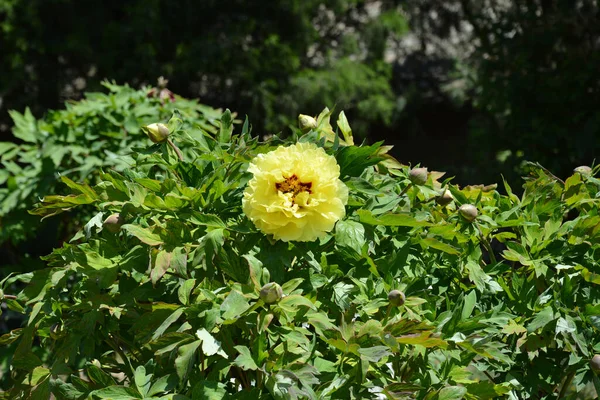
[167,138,184,161]
[399,183,413,198]
[557,370,575,399]
[477,225,497,266]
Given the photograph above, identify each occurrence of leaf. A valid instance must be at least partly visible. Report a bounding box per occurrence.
[192,381,228,400]
[438,386,467,400]
[336,111,354,145]
[358,209,432,227]
[175,340,201,381]
[420,237,461,255]
[336,142,385,177]
[218,109,233,143]
[134,366,151,397]
[151,250,172,284]
[9,108,39,143]
[196,328,228,358]
[220,290,250,320]
[178,279,196,306]
[122,224,164,246]
[234,345,259,370]
[90,385,143,399]
[60,176,98,200]
[357,346,391,362]
[501,320,527,335]
[527,306,555,332]
[151,308,184,341]
[396,331,447,348]
[335,219,365,254]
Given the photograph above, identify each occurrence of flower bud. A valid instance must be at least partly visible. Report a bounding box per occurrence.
[408,167,428,185]
[591,355,600,372]
[260,282,283,304]
[388,290,405,307]
[103,213,124,233]
[143,123,170,143]
[574,165,592,176]
[458,204,478,222]
[298,114,318,133]
[436,189,454,206]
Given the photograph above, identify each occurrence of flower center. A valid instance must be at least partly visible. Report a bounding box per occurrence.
[275,174,312,199]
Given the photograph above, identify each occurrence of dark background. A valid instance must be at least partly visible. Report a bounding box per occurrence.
[1,0,599,186]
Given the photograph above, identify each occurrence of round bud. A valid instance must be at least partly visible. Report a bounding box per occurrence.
[143,123,170,143]
[574,166,592,176]
[259,282,283,304]
[298,114,318,133]
[408,167,428,185]
[388,290,406,307]
[458,204,478,222]
[436,189,454,206]
[103,213,124,233]
[591,355,600,372]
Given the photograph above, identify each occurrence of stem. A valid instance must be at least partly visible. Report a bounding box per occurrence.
[1,294,17,300]
[477,225,497,266]
[483,370,496,383]
[399,183,413,198]
[557,370,575,399]
[167,138,184,161]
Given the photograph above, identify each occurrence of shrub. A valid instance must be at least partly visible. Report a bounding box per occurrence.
[1,108,600,399]
[0,81,225,262]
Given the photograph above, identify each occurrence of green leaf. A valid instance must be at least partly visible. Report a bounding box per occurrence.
[234,345,259,370]
[357,346,391,362]
[134,366,151,397]
[336,142,385,177]
[336,111,354,145]
[527,306,555,332]
[358,209,432,227]
[60,176,98,200]
[9,108,39,143]
[218,109,233,143]
[420,237,461,255]
[90,385,143,399]
[192,381,228,400]
[175,340,201,381]
[220,290,250,320]
[438,385,468,400]
[196,328,228,358]
[122,224,164,246]
[151,308,184,341]
[178,279,196,306]
[335,219,366,254]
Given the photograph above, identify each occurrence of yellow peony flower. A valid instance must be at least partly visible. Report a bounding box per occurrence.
[242,142,348,242]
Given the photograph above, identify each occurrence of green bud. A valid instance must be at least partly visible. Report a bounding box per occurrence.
[298,114,318,133]
[458,204,478,222]
[260,282,283,304]
[103,213,124,233]
[143,123,170,143]
[436,189,454,206]
[574,165,592,176]
[591,355,600,372]
[388,290,405,306]
[409,167,428,185]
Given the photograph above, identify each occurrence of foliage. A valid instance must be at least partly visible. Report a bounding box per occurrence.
[2,107,600,399]
[0,0,406,138]
[0,81,224,259]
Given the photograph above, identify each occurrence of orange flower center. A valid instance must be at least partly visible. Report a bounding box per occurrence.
[275,174,312,199]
